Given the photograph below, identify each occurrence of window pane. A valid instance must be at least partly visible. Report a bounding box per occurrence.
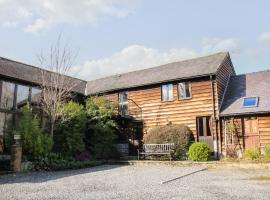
[178,83,184,99]
[162,85,168,101]
[31,87,42,104]
[16,85,30,108]
[120,91,128,103]
[185,83,191,98]
[197,118,204,136]
[243,97,258,107]
[179,82,191,99]
[168,84,173,100]
[206,117,211,136]
[0,81,15,109]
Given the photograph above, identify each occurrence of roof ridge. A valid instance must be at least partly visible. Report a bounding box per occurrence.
[87,52,228,82]
[0,56,86,83]
[232,69,270,77]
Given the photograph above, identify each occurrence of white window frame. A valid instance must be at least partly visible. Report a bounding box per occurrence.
[242,97,259,108]
[178,82,192,100]
[162,84,173,102]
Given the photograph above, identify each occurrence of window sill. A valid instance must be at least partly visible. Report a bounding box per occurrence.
[179,97,192,101]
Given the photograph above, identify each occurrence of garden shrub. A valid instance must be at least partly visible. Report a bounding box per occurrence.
[85,97,119,159]
[54,101,87,157]
[144,124,194,160]
[31,152,103,171]
[15,104,53,160]
[188,142,211,161]
[244,148,260,160]
[264,145,270,158]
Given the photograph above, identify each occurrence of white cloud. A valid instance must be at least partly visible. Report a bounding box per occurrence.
[258,32,270,43]
[70,45,197,80]
[202,37,240,54]
[0,0,141,32]
[71,37,241,80]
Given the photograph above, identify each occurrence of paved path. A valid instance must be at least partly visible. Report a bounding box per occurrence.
[0,165,270,200]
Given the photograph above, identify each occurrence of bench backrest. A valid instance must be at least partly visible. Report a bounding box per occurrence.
[143,143,175,153]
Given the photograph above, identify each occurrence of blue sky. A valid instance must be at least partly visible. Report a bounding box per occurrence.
[0,0,270,80]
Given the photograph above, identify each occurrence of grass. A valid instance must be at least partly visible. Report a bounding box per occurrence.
[252,175,270,181]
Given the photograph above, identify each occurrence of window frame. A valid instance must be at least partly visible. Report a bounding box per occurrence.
[178,82,192,100]
[242,97,259,108]
[161,83,174,102]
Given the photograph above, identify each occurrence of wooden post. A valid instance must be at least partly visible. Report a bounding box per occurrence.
[10,144,22,173]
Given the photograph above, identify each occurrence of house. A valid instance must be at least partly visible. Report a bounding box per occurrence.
[0,52,269,159]
[220,71,270,157]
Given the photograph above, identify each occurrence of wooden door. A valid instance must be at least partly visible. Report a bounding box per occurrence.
[244,117,259,149]
[196,116,214,151]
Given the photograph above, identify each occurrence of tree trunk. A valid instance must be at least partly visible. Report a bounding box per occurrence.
[50,120,55,138]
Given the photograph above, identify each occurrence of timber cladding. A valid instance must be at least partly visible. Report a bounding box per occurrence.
[104,78,219,141]
[258,115,270,149]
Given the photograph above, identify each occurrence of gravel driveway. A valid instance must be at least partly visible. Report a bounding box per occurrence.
[0,165,270,200]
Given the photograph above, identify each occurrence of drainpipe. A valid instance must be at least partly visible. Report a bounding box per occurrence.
[224,117,227,158]
[210,75,219,159]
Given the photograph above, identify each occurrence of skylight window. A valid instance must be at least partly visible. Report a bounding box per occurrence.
[243,97,258,108]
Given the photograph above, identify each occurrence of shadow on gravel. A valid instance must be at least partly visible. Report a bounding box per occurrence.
[0,165,123,184]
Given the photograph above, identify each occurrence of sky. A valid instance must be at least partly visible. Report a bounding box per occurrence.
[0,0,270,81]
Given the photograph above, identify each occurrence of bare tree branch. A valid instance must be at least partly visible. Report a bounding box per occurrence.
[38,34,78,137]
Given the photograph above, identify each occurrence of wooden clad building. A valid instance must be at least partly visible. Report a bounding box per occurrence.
[1,52,269,159]
[220,71,270,157]
[87,52,236,158]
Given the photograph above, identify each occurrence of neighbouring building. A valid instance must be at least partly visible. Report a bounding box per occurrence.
[0,52,269,158]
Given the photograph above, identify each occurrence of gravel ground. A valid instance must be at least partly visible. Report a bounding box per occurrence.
[0,165,270,200]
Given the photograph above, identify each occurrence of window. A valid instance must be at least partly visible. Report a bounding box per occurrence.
[16,85,30,108]
[0,81,15,109]
[243,97,258,108]
[178,82,191,99]
[197,116,211,137]
[162,84,173,101]
[119,91,128,115]
[31,87,42,104]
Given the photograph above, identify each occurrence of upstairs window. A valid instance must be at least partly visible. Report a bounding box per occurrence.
[119,91,128,115]
[162,84,173,101]
[243,97,258,108]
[178,82,191,99]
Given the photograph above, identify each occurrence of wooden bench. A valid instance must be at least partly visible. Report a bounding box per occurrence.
[137,143,175,161]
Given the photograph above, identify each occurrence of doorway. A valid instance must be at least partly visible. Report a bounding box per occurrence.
[243,117,259,149]
[196,116,214,151]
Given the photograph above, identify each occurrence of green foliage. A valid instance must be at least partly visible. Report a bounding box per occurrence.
[31,152,103,171]
[54,101,87,157]
[85,97,119,159]
[86,125,119,159]
[264,145,270,158]
[16,104,53,160]
[244,148,260,160]
[188,142,211,161]
[86,96,117,128]
[144,124,194,160]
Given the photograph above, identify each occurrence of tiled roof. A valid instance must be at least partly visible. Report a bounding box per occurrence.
[0,57,86,94]
[86,52,229,95]
[221,70,270,116]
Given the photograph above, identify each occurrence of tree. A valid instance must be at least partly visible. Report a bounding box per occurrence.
[54,101,86,157]
[38,35,77,137]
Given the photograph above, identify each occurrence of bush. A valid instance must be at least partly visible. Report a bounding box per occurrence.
[85,97,119,159]
[144,124,194,160]
[188,142,211,161]
[54,101,87,157]
[16,104,53,160]
[244,148,260,160]
[31,153,103,171]
[264,145,270,158]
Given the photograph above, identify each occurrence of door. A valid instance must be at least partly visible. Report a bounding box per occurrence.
[244,117,259,149]
[196,116,214,151]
